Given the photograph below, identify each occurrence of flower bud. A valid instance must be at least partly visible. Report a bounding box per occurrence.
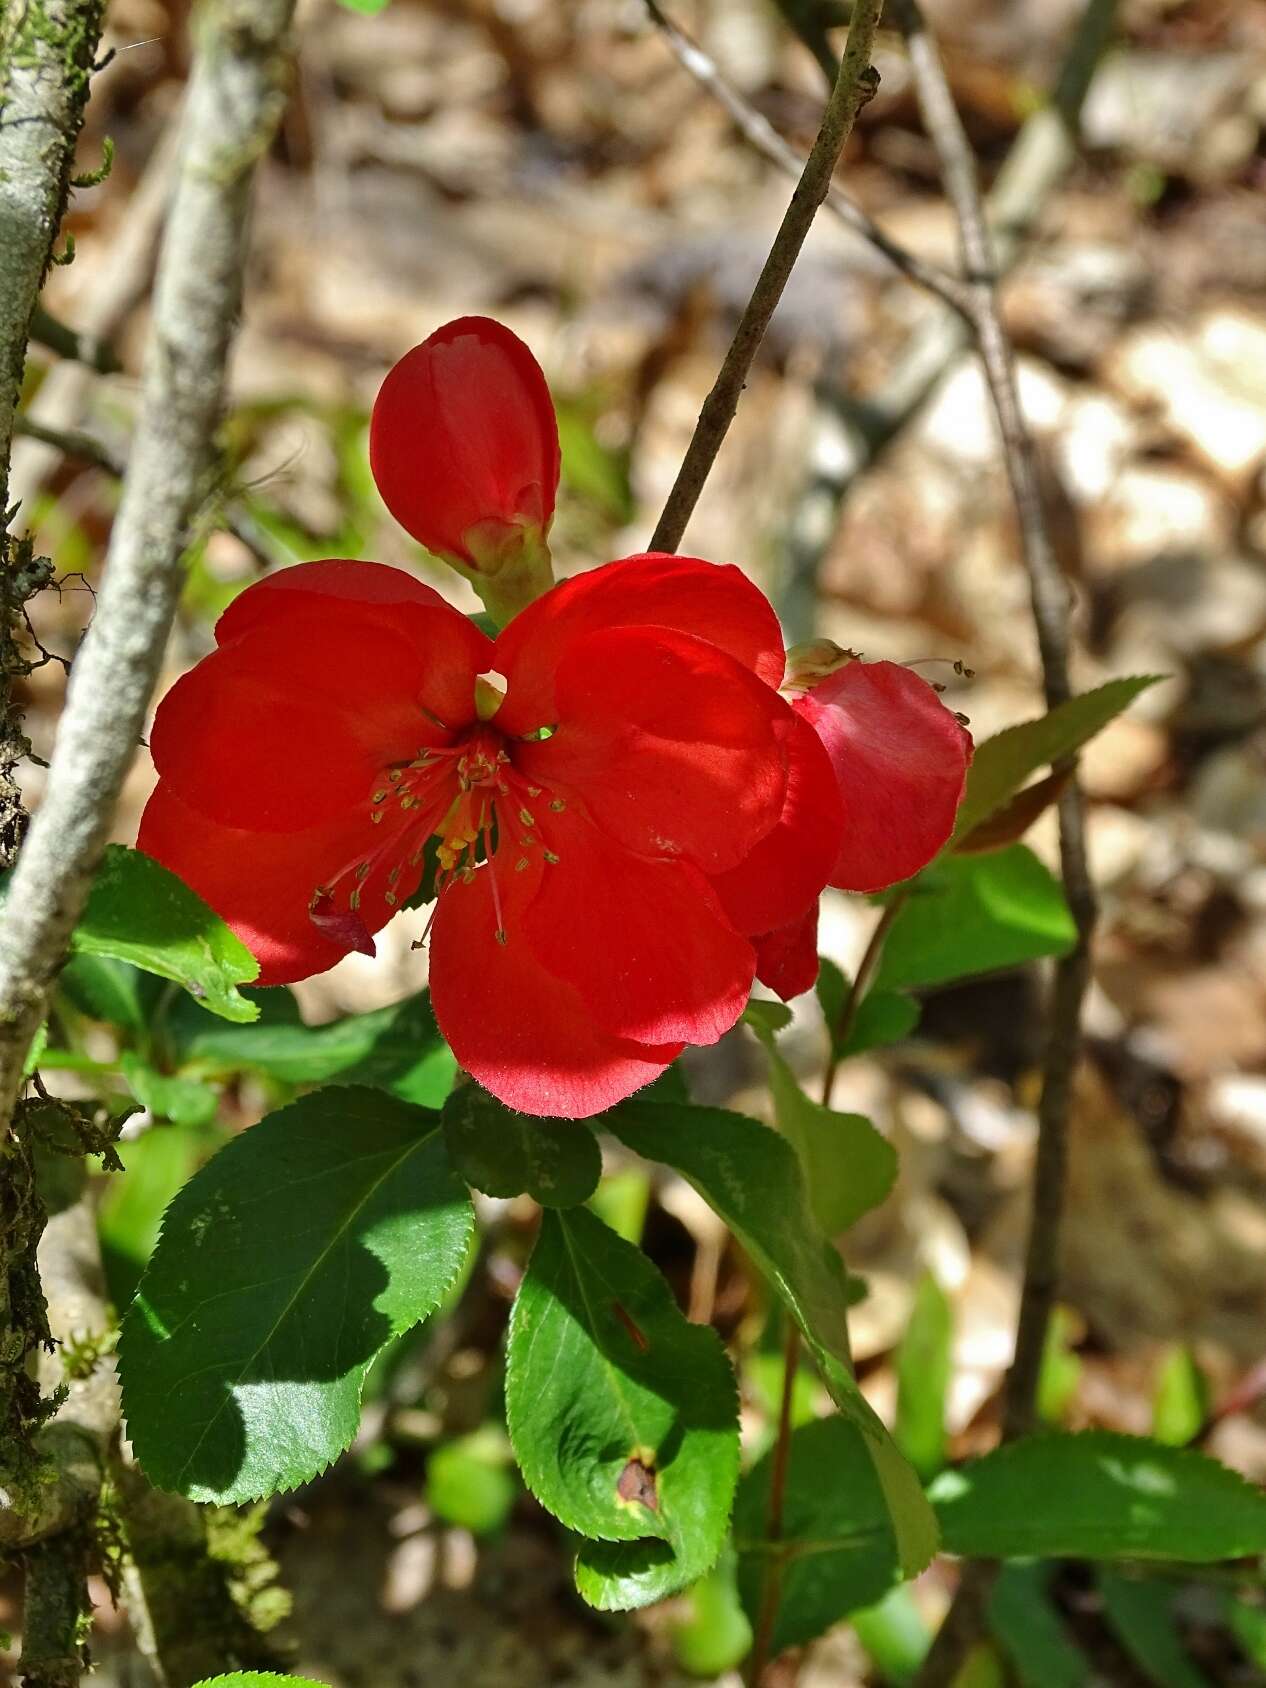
[370,316,561,624]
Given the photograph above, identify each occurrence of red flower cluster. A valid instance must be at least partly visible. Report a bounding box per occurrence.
[140,318,970,1117]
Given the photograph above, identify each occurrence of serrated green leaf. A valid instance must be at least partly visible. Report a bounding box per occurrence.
[120,1054,219,1129]
[442,1084,600,1208]
[734,1416,901,1653]
[988,1562,1092,1688]
[952,676,1163,842]
[816,958,920,1060]
[171,989,455,1107]
[742,998,794,1036]
[610,1101,938,1579]
[895,1272,953,1482]
[1098,1570,1213,1688]
[506,1206,739,1610]
[74,846,260,1022]
[931,1432,1266,1561]
[875,845,1076,993]
[751,1021,897,1234]
[120,1087,473,1503]
[193,1677,330,1687]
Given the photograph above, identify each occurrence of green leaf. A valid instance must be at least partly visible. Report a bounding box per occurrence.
[193,1678,330,1688]
[816,958,920,1059]
[1036,1305,1082,1426]
[1098,1570,1213,1688]
[442,1084,601,1208]
[505,1206,739,1609]
[733,1417,901,1653]
[610,1101,938,1579]
[742,998,794,1037]
[875,845,1076,993]
[931,1432,1266,1561]
[427,1428,517,1535]
[850,1585,930,1685]
[75,846,259,1022]
[988,1562,1092,1688]
[335,0,390,12]
[173,990,456,1107]
[670,1551,752,1678]
[895,1272,952,1482]
[59,953,161,1036]
[1224,1592,1266,1669]
[120,1054,219,1129]
[120,1087,473,1502]
[98,1124,210,1310]
[951,677,1162,842]
[1152,1345,1209,1447]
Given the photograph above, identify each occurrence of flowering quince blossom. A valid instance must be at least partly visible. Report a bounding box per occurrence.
[138,315,971,1118]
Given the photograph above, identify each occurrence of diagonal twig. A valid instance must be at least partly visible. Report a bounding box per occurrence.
[887,0,1099,1676]
[649,0,889,553]
[644,1,974,318]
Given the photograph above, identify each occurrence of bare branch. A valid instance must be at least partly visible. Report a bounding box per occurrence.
[0,0,298,1117]
[644,1,973,318]
[780,0,1118,637]
[28,306,120,376]
[888,0,1102,1675]
[649,0,888,554]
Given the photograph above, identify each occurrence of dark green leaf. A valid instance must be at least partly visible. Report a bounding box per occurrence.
[931,1432,1266,1561]
[816,959,920,1060]
[875,846,1076,993]
[74,846,259,1022]
[174,990,455,1107]
[1098,1570,1213,1688]
[1224,1593,1266,1670]
[505,1206,739,1609]
[442,1084,600,1207]
[895,1272,952,1482]
[742,998,794,1036]
[610,1101,938,1578]
[120,1054,219,1129]
[951,677,1162,842]
[988,1562,1092,1688]
[120,1087,473,1502]
[59,953,161,1036]
[734,1417,900,1653]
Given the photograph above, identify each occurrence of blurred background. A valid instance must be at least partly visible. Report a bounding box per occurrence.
[8,0,1266,1681]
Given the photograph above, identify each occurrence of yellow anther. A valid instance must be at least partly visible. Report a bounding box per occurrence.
[385,891,397,907]
[549,797,566,812]
[349,889,362,910]
[519,808,535,827]
[370,811,384,825]
[544,849,560,864]
[514,857,529,873]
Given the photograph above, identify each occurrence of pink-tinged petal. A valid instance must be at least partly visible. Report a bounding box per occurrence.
[495,552,786,732]
[753,907,820,1002]
[369,317,560,567]
[795,660,973,893]
[520,808,755,1046]
[708,711,844,935]
[515,625,788,873]
[429,848,680,1119]
[138,781,422,986]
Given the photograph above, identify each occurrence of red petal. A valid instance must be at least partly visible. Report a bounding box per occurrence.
[369,317,560,566]
[494,552,786,733]
[150,604,482,834]
[515,625,788,873]
[708,711,844,935]
[215,557,474,644]
[753,907,820,1002]
[138,781,422,985]
[429,848,680,1119]
[520,808,755,1046]
[795,661,973,893]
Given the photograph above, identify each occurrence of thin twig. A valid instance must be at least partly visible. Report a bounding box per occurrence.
[28,306,121,376]
[778,0,1119,639]
[650,0,888,553]
[745,1320,803,1688]
[644,2,973,318]
[821,891,907,1108]
[890,1,1098,1678]
[0,0,297,1114]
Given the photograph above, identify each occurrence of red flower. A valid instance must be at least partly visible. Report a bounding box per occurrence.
[369,316,560,623]
[139,554,841,1118]
[751,659,973,1001]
